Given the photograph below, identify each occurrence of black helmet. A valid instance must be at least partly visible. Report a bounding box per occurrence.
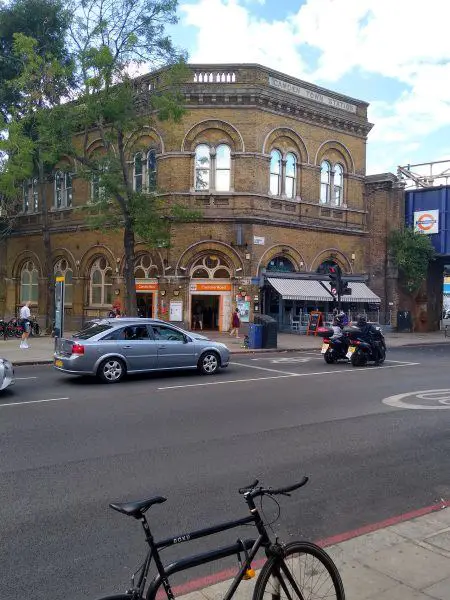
[356,314,367,326]
[335,314,344,326]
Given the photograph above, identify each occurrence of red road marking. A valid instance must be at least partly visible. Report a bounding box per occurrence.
[158,500,449,598]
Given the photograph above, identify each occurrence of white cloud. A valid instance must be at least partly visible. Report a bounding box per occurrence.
[179,0,450,171]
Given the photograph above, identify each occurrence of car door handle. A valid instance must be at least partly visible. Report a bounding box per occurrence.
[158,345,167,349]
[122,345,132,349]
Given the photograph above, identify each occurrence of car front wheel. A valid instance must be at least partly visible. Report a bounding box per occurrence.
[97,358,126,383]
[198,351,220,375]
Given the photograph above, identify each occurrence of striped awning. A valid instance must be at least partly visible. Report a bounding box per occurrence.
[336,281,381,303]
[267,278,333,301]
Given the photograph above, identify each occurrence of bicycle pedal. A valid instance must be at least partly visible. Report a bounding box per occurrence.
[243,567,255,580]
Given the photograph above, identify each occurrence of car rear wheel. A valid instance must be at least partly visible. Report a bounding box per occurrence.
[198,351,220,375]
[97,358,126,383]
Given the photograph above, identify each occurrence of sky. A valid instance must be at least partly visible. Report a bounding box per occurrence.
[168,0,450,175]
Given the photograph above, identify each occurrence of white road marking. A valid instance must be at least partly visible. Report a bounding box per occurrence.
[383,388,450,410]
[0,397,69,408]
[15,376,38,380]
[158,362,420,391]
[230,362,299,375]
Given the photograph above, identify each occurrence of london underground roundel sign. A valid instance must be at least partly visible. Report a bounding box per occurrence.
[414,209,439,234]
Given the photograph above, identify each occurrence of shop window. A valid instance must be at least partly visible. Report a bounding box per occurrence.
[190,255,231,278]
[134,152,143,192]
[20,261,39,303]
[269,150,282,195]
[285,153,296,199]
[194,144,231,192]
[267,256,295,273]
[89,257,112,306]
[54,258,73,305]
[54,171,72,208]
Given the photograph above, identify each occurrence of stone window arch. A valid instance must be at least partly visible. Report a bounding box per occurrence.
[20,261,39,303]
[267,256,295,273]
[89,257,112,306]
[54,259,73,305]
[190,255,231,279]
[134,254,158,278]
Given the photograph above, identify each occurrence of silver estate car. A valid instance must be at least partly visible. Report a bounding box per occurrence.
[0,358,15,390]
[54,318,230,383]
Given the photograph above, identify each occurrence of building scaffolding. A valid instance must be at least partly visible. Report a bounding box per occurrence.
[397,159,450,189]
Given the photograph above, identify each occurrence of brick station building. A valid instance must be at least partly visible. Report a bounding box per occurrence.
[0,64,404,331]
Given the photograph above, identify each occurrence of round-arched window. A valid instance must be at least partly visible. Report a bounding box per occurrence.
[317,259,339,274]
[54,258,73,305]
[20,261,39,303]
[134,254,158,278]
[89,257,112,306]
[267,256,295,273]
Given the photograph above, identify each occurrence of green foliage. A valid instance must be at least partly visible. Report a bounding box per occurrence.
[389,228,436,293]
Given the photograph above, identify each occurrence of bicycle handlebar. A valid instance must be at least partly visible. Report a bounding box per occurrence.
[238,476,309,498]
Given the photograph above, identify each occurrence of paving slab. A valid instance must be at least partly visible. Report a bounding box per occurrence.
[423,576,450,600]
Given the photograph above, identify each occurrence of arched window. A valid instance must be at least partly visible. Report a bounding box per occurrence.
[134,153,143,192]
[146,149,157,191]
[285,153,297,199]
[269,150,282,195]
[195,145,211,191]
[334,164,343,206]
[32,178,39,212]
[20,261,39,303]
[317,259,339,274]
[215,144,231,191]
[134,254,158,278]
[89,257,112,306]
[54,171,72,208]
[267,256,295,273]
[54,259,73,305]
[320,161,331,204]
[190,255,231,279]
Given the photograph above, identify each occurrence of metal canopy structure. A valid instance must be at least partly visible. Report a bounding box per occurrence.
[398,160,450,189]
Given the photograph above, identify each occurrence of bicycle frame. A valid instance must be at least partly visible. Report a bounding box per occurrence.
[133,499,272,600]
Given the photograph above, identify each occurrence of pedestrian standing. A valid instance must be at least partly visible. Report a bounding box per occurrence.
[19,301,32,349]
[229,308,241,338]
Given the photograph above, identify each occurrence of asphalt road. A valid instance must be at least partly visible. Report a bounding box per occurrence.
[1,345,450,600]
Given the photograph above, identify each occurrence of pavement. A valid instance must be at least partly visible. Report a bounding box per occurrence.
[1,329,449,365]
[177,503,450,600]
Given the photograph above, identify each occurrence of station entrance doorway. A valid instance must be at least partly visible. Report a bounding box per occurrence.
[137,293,154,318]
[189,281,232,332]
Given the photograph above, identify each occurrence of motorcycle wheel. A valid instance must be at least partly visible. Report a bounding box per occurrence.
[351,350,367,367]
[375,346,386,366]
[324,350,337,364]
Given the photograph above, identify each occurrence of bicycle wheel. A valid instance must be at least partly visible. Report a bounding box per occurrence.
[253,541,345,600]
[31,322,40,336]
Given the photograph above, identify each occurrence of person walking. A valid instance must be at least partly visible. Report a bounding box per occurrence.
[229,308,241,338]
[19,301,32,349]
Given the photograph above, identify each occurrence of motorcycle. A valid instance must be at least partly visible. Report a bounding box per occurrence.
[344,325,386,366]
[318,326,350,364]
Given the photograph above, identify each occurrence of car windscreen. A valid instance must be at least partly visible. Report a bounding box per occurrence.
[73,324,113,339]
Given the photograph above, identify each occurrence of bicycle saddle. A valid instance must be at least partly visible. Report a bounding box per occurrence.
[110,496,167,518]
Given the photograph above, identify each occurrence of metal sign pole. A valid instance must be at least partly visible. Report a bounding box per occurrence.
[54,276,65,350]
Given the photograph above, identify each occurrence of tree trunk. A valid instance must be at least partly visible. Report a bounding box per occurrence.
[39,157,54,332]
[123,214,137,316]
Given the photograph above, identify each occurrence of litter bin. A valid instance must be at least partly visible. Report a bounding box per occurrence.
[254,314,278,349]
[248,324,263,349]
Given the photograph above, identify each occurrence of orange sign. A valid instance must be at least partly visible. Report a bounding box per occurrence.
[194,283,232,292]
[136,282,158,291]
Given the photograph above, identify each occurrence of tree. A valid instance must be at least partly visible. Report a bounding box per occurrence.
[47,0,196,316]
[389,228,436,294]
[0,0,72,120]
[0,32,74,328]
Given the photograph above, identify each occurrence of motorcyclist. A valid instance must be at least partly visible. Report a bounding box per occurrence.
[355,314,381,359]
[330,313,345,339]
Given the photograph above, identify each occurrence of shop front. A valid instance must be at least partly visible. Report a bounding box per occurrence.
[135,279,158,318]
[189,281,232,332]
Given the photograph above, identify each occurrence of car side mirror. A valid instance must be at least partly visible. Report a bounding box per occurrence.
[184,335,192,343]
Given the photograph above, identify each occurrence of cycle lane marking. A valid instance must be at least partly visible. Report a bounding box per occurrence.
[158,362,420,391]
[382,388,450,410]
[0,397,69,408]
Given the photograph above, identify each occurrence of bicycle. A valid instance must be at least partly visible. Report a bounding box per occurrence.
[97,477,345,600]
[6,317,23,338]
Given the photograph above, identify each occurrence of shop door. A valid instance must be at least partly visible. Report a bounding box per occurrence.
[137,293,153,318]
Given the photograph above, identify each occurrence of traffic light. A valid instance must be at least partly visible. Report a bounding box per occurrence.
[341,281,352,296]
[328,265,341,297]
